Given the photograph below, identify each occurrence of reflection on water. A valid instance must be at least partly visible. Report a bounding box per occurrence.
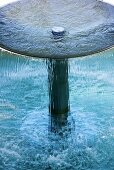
[1,49,114,169]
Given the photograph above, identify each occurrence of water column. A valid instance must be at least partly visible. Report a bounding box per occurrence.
[48,59,69,133]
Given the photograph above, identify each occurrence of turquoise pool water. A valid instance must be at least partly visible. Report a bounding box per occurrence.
[0,48,114,169]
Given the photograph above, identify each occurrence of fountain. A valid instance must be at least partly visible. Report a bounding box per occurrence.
[0,0,114,112]
[0,0,114,58]
[0,0,114,169]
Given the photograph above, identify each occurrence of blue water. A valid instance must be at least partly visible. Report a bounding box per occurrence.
[0,48,114,170]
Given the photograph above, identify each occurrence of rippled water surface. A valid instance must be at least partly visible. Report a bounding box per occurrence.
[0,48,114,169]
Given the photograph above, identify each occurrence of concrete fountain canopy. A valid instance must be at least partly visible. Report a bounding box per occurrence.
[0,0,114,58]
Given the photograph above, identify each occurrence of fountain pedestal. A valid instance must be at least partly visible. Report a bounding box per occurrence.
[48,59,69,114]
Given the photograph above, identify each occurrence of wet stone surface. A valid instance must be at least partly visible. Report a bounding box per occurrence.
[0,0,114,58]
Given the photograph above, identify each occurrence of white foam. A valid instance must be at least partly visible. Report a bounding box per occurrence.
[0,148,21,158]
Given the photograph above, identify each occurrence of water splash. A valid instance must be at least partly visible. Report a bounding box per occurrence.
[0,49,114,169]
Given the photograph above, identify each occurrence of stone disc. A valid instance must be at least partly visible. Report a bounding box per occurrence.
[0,0,114,58]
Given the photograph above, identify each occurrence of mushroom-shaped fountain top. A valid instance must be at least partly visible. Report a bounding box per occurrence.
[0,0,114,58]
